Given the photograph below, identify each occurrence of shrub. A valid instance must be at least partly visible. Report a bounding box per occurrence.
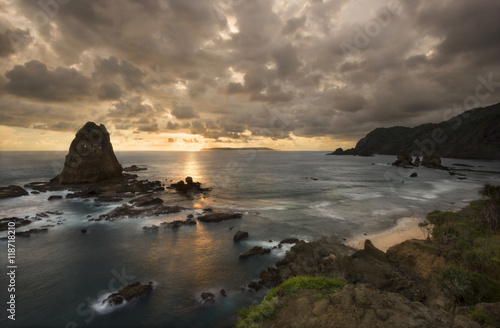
[235,276,345,328]
[468,309,492,325]
[437,265,473,305]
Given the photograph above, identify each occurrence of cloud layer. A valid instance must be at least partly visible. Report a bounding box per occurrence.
[1,0,500,149]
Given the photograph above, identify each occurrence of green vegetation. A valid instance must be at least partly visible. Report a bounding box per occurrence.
[235,276,345,328]
[468,308,493,326]
[429,184,500,307]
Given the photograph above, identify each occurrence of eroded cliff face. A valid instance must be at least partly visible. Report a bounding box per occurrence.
[51,122,123,184]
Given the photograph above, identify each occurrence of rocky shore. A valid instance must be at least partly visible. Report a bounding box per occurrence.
[236,200,500,327]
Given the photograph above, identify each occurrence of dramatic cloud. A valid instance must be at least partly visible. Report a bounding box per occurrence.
[1,0,499,150]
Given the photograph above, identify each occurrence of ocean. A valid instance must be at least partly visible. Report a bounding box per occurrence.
[1,151,499,328]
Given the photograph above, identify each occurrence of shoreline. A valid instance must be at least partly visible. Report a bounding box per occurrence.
[346,217,426,252]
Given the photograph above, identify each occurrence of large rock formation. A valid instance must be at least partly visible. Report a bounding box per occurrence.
[354,102,500,159]
[51,122,123,184]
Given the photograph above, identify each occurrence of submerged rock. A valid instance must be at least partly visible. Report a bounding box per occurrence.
[239,246,272,259]
[50,122,123,185]
[233,231,249,241]
[198,212,242,223]
[123,165,147,172]
[0,185,29,199]
[102,282,153,307]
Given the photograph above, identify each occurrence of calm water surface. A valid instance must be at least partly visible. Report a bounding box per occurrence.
[0,151,499,327]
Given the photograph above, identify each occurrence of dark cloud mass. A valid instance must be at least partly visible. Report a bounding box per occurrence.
[5,60,91,101]
[1,0,500,148]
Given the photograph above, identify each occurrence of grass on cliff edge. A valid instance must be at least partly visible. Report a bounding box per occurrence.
[235,276,345,328]
[425,185,500,307]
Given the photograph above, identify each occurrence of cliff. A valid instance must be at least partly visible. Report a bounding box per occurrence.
[354,103,500,159]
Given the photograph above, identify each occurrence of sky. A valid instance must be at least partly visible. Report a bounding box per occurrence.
[0,0,499,151]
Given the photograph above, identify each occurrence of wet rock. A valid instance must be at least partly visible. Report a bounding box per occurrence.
[102,282,153,307]
[233,231,249,241]
[220,289,227,297]
[48,195,63,200]
[410,172,418,177]
[0,217,32,231]
[161,219,197,229]
[422,154,446,170]
[198,212,242,223]
[248,281,261,291]
[123,165,147,172]
[95,195,123,202]
[239,246,272,259]
[392,154,413,167]
[279,238,300,246]
[169,176,210,194]
[413,156,421,167]
[81,229,87,234]
[129,195,163,207]
[187,214,194,219]
[51,122,123,185]
[0,185,29,199]
[142,224,159,232]
[200,292,216,304]
[99,204,184,221]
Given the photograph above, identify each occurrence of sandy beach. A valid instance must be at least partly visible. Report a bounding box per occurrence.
[346,217,426,252]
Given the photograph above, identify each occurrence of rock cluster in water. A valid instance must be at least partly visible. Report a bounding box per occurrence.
[102,282,153,306]
[51,122,123,185]
[169,176,210,194]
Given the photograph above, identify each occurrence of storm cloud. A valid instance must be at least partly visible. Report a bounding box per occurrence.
[1,0,499,148]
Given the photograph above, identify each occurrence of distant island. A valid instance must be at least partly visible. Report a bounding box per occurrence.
[328,102,500,160]
[201,147,275,151]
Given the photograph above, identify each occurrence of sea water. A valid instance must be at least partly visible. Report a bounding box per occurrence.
[0,151,499,327]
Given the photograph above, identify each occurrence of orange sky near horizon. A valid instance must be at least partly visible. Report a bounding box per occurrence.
[0,125,356,152]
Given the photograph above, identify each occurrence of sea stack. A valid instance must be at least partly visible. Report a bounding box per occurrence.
[50,122,123,184]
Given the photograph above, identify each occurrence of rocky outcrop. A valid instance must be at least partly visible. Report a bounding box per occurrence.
[123,165,147,172]
[51,122,123,185]
[197,212,242,223]
[261,284,454,328]
[392,154,413,167]
[327,148,357,155]
[233,231,249,241]
[169,176,210,194]
[239,246,272,259]
[326,148,373,156]
[354,102,500,160]
[102,282,153,306]
[422,154,445,169]
[0,185,28,199]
